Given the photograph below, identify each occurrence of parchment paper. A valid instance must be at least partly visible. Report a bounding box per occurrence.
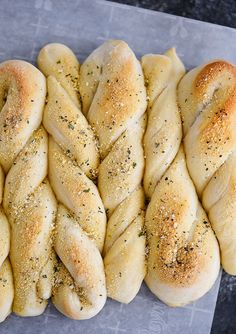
[1,0,234,333]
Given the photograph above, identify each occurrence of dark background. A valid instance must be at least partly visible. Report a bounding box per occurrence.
[109,1,236,333]
[111,0,236,28]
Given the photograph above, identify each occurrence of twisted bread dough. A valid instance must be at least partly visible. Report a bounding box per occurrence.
[0,166,13,322]
[38,43,107,319]
[0,260,13,323]
[0,60,56,316]
[142,50,220,306]
[80,40,147,303]
[143,50,184,199]
[178,60,236,275]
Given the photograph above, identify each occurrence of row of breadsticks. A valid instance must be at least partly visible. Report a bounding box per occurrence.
[0,40,235,322]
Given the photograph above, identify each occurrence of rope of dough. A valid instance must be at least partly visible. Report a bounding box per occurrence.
[38,43,107,319]
[0,166,13,322]
[0,60,56,317]
[80,40,147,303]
[178,60,236,275]
[142,49,220,306]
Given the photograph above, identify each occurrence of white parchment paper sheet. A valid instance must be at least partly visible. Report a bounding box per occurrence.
[1,0,234,332]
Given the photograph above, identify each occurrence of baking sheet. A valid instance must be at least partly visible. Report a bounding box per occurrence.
[0,0,234,333]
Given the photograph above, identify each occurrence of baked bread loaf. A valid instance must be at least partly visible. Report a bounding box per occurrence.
[178,60,236,275]
[0,166,13,322]
[0,259,13,323]
[0,60,56,316]
[143,50,184,199]
[38,43,107,319]
[142,50,220,306]
[80,40,147,303]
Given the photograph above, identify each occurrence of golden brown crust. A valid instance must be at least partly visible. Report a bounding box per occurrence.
[178,60,236,274]
[38,43,107,319]
[81,40,147,158]
[80,40,147,304]
[146,148,208,286]
[0,207,13,322]
[195,62,236,179]
[0,259,14,322]
[0,59,56,318]
[143,51,220,306]
[0,60,46,172]
[3,128,57,316]
[145,148,220,306]
[178,61,236,194]
[195,61,236,94]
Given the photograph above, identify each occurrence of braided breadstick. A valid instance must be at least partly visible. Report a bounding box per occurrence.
[143,49,184,199]
[142,50,220,306]
[178,61,236,275]
[0,60,56,316]
[38,43,107,319]
[0,166,13,322]
[80,40,147,303]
